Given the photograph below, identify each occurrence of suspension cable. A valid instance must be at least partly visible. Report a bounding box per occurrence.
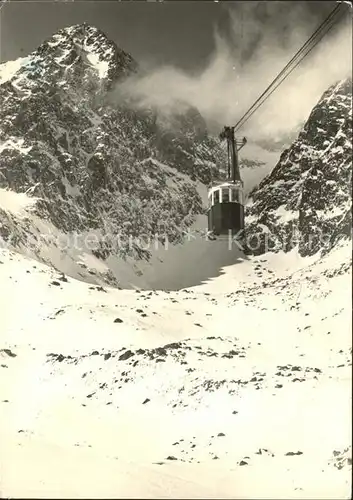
[233,3,345,133]
[234,6,347,132]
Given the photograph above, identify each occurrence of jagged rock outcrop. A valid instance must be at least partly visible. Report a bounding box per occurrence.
[0,24,224,262]
[244,78,352,257]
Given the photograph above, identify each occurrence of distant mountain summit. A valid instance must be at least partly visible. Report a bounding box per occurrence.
[245,78,352,257]
[35,23,137,88]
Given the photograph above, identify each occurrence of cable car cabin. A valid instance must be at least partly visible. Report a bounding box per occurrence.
[207,181,244,236]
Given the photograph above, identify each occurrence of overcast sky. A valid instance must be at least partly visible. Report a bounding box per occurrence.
[0,0,343,68]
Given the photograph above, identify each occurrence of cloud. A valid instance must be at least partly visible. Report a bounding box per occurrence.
[110,2,352,141]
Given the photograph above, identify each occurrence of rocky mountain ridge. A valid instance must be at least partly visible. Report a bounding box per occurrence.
[0,23,224,268]
[245,77,352,257]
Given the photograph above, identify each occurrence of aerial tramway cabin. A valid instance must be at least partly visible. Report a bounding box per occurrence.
[207,127,246,236]
[207,180,244,236]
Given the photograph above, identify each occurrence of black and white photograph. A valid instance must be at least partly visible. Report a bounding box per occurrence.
[0,0,352,497]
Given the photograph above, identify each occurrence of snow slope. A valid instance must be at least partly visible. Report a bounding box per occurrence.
[0,187,37,215]
[0,186,246,290]
[0,57,30,85]
[0,239,351,498]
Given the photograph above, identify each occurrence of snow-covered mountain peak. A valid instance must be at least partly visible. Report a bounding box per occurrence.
[0,23,137,95]
[300,78,352,149]
[38,22,138,84]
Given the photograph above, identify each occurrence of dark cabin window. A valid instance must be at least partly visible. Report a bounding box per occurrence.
[231,188,239,203]
[222,188,230,203]
[214,190,220,204]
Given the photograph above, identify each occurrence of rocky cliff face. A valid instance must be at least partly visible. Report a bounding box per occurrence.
[0,24,224,266]
[245,78,352,257]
